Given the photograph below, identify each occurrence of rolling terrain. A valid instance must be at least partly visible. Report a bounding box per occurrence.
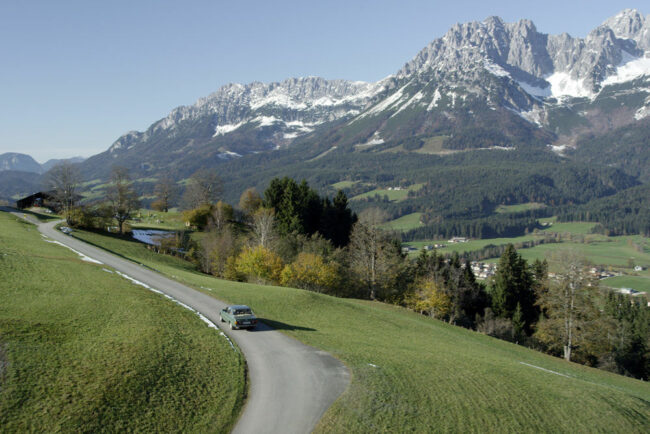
[67,223,650,432]
[0,212,245,432]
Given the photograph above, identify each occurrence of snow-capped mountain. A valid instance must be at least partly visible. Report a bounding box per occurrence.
[83,9,650,180]
[107,77,383,157]
[352,9,650,139]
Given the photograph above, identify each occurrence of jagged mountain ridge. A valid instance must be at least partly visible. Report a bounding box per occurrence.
[82,9,650,180]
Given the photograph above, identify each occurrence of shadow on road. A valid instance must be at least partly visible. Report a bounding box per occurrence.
[256,319,316,332]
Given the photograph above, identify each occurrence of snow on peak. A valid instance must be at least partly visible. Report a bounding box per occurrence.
[601,51,650,86]
[545,71,594,99]
[484,60,510,78]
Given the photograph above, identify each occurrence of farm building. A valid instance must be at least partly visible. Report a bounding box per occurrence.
[16,192,56,210]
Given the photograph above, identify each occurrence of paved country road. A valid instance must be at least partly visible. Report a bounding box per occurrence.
[1,209,350,434]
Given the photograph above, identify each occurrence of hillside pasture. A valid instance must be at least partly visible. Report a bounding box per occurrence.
[351,183,423,202]
[69,227,650,433]
[381,212,423,231]
[0,213,245,432]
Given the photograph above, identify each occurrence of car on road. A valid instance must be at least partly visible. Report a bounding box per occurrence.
[220,305,258,330]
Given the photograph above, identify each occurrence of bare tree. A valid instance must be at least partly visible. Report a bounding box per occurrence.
[348,208,395,300]
[209,201,233,233]
[535,251,603,362]
[46,162,80,224]
[106,167,140,235]
[153,175,178,212]
[252,207,276,248]
[182,169,223,209]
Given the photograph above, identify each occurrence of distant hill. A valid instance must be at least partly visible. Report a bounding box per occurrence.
[41,156,85,172]
[0,170,42,202]
[0,153,43,174]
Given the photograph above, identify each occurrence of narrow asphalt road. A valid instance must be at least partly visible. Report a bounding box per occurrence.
[3,209,350,434]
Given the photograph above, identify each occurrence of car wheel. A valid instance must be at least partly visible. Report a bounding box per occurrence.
[220,315,224,323]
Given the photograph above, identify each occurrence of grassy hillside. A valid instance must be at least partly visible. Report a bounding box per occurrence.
[70,228,650,432]
[0,213,245,432]
[351,183,423,202]
[381,212,423,231]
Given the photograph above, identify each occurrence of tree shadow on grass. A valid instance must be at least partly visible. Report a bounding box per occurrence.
[255,319,316,332]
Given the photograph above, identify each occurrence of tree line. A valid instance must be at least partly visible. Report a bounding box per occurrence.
[46,166,649,380]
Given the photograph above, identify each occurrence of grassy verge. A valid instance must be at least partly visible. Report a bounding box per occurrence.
[0,213,245,432]
[70,228,650,432]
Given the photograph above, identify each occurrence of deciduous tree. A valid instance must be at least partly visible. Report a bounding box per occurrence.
[235,246,283,284]
[239,187,262,217]
[535,251,606,362]
[106,167,140,235]
[280,252,339,293]
[182,169,222,209]
[46,162,80,224]
[153,175,178,212]
[348,208,403,300]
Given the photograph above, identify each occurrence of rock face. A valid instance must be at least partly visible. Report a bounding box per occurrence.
[106,77,383,156]
[82,9,650,179]
[0,153,43,174]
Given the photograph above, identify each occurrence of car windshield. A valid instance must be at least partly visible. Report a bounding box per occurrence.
[235,309,251,315]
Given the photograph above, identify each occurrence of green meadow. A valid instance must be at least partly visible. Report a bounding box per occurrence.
[0,213,245,432]
[69,227,650,433]
[381,212,423,231]
[351,183,424,202]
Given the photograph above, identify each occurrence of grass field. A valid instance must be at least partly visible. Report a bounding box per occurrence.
[539,217,599,235]
[406,234,540,254]
[381,212,423,231]
[131,209,187,230]
[331,180,358,190]
[602,275,650,292]
[496,202,547,214]
[0,213,245,432]
[351,183,423,202]
[69,228,650,432]
[510,236,650,268]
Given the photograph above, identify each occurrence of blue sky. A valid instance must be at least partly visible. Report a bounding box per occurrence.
[0,1,647,162]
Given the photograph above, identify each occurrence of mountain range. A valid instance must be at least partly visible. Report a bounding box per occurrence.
[3,10,650,218]
[73,9,650,181]
[0,153,85,174]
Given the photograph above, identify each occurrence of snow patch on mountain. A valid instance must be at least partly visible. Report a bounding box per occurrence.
[546,72,594,99]
[427,88,442,111]
[214,121,245,137]
[217,151,242,159]
[517,81,552,98]
[601,51,650,87]
[392,90,425,117]
[361,84,409,118]
[635,105,650,120]
[484,60,510,77]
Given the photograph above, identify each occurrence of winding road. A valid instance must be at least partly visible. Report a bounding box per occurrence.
[3,209,350,434]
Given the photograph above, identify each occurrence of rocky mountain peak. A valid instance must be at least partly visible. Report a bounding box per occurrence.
[602,9,648,46]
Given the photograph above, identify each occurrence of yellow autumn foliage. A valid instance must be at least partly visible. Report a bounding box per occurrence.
[235,245,283,284]
[280,252,339,293]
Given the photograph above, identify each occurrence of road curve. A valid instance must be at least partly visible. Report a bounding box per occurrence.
[3,210,349,434]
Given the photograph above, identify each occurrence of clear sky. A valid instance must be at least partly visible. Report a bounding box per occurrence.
[0,1,647,162]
